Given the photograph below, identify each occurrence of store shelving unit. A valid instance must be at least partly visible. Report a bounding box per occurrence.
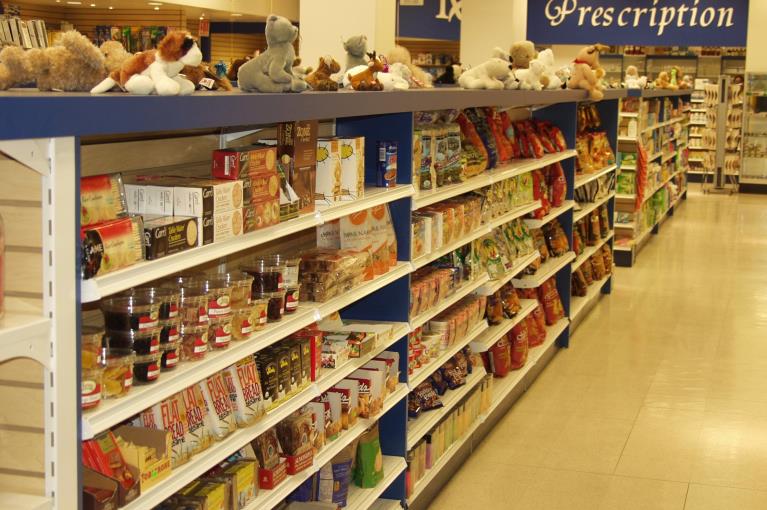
[0,87,627,510]
[614,89,691,267]
[740,73,767,193]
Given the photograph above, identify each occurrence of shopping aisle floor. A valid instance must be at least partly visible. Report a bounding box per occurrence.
[427,189,767,510]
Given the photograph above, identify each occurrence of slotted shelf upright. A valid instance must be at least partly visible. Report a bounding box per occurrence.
[0,87,625,510]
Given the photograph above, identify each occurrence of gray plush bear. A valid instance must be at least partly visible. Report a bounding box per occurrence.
[343,35,368,71]
[238,14,308,93]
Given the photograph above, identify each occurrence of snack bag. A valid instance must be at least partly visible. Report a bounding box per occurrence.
[179,385,213,454]
[456,112,488,177]
[537,278,565,325]
[525,313,546,347]
[223,357,265,427]
[487,336,511,377]
[509,322,529,369]
[484,107,513,163]
[318,446,353,507]
[499,111,522,158]
[139,395,192,467]
[354,424,384,488]
[465,108,498,169]
[572,267,588,297]
[548,162,567,208]
[199,372,238,440]
[368,205,390,275]
[532,170,551,219]
[383,204,398,268]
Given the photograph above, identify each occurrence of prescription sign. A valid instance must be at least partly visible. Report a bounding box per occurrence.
[527,0,749,47]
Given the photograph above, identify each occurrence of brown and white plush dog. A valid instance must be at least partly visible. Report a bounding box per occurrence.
[91,31,202,95]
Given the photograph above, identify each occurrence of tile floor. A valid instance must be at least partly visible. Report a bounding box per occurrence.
[427,190,767,510]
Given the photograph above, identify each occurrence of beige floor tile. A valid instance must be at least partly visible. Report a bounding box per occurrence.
[597,476,688,510]
[685,484,767,510]
[513,467,612,510]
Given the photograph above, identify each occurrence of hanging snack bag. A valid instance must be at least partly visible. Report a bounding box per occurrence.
[354,424,385,488]
[223,357,265,427]
[199,372,237,440]
[179,385,213,455]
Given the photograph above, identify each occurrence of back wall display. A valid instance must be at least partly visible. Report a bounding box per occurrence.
[527,0,749,47]
[397,0,461,41]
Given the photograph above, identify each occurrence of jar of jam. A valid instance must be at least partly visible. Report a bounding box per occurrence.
[102,348,134,399]
[262,254,300,288]
[222,271,254,308]
[284,286,300,315]
[101,294,160,331]
[208,316,233,350]
[250,298,269,331]
[174,285,209,325]
[160,341,180,371]
[172,275,233,319]
[133,353,161,384]
[106,327,161,355]
[255,291,286,322]
[81,367,103,410]
[158,319,180,344]
[120,287,180,320]
[180,323,208,361]
[243,259,286,293]
[231,306,255,341]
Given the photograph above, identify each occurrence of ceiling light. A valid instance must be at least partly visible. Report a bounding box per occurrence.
[90,3,96,6]
[66,1,81,4]
[147,1,163,4]
[153,6,159,9]
[231,13,242,16]
[108,5,113,8]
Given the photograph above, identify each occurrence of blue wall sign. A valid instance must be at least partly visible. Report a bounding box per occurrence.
[397,0,461,41]
[527,0,749,47]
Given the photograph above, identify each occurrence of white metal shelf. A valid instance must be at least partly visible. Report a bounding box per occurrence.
[346,456,407,510]
[369,499,403,510]
[511,252,575,289]
[523,200,575,229]
[570,276,611,322]
[470,299,538,352]
[412,151,576,210]
[81,186,415,302]
[574,164,618,189]
[0,298,50,369]
[573,192,615,224]
[412,227,491,271]
[409,320,488,389]
[82,265,411,438]
[476,250,540,296]
[409,274,490,330]
[486,200,541,230]
[407,367,487,450]
[572,232,614,272]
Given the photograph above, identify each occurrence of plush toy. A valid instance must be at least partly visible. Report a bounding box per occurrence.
[458,58,511,90]
[91,31,201,95]
[509,59,545,90]
[567,43,609,101]
[343,35,368,71]
[227,56,251,81]
[345,51,384,91]
[655,71,672,89]
[555,65,571,87]
[237,15,308,93]
[182,63,233,91]
[0,30,107,91]
[624,65,647,89]
[100,40,131,74]
[510,40,537,71]
[434,63,460,85]
[669,66,680,90]
[306,55,341,91]
[387,45,432,88]
[680,74,693,90]
[214,60,227,78]
[535,49,563,89]
[378,62,411,91]
[291,57,313,82]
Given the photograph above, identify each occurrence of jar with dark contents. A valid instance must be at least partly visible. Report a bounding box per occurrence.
[174,284,209,325]
[121,287,180,320]
[284,286,300,315]
[133,353,161,384]
[222,271,254,308]
[256,291,286,322]
[261,254,300,288]
[180,323,208,361]
[160,341,180,371]
[158,319,180,344]
[243,259,286,293]
[102,348,134,398]
[101,294,160,331]
[106,327,161,356]
[208,316,233,350]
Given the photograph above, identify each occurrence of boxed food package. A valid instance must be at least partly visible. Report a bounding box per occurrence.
[255,348,280,410]
[322,333,350,369]
[177,479,230,510]
[222,459,259,509]
[306,401,327,454]
[277,159,301,222]
[373,351,401,392]
[142,215,199,260]
[327,380,359,429]
[278,120,318,214]
[360,359,389,399]
[172,178,244,216]
[213,207,244,243]
[338,136,365,201]
[316,138,341,205]
[123,183,174,216]
[112,425,172,492]
[211,147,253,180]
[277,410,315,474]
[316,391,343,441]
[252,429,289,489]
[368,205,390,275]
[346,369,383,418]
[276,347,292,399]
[81,216,144,279]
[82,432,140,505]
[83,468,120,510]
[81,173,127,228]
[243,199,280,233]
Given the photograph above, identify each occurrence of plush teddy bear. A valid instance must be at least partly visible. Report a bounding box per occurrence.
[624,65,647,89]
[182,63,233,91]
[510,40,537,71]
[343,35,368,71]
[535,49,563,89]
[100,40,131,74]
[306,55,341,91]
[387,45,432,87]
[227,56,251,81]
[680,74,693,90]
[458,58,511,90]
[378,62,411,91]
[0,30,106,91]
[91,31,201,95]
[237,15,308,93]
[655,71,673,90]
[567,44,609,101]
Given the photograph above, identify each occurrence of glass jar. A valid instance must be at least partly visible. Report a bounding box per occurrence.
[243,259,286,293]
[102,348,134,399]
[81,367,103,410]
[105,327,161,355]
[231,306,255,341]
[160,341,181,371]
[222,271,254,308]
[101,294,161,331]
[180,323,208,361]
[208,316,233,350]
[120,287,180,321]
[284,286,300,315]
[158,319,180,344]
[256,290,286,322]
[133,353,161,384]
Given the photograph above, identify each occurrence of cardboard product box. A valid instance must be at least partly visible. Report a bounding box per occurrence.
[345,332,373,359]
[248,144,278,174]
[278,165,301,222]
[142,215,199,260]
[327,380,359,430]
[315,138,341,205]
[178,479,230,510]
[213,208,243,243]
[124,184,174,216]
[211,147,250,180]
[248,169,280,203]
[113,425,172,492]
[282,449,314,475]
[278,120,318,214]
[83,468,120,510]
[222,459,259,509]
[81,217,144,279]
[82,436,140,505]
[173,179,244,216]
[258,458,288,490]
[338,136,365,201]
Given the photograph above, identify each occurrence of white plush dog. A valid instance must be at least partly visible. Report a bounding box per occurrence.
[536,49,563,89]
[509,59,545,90]
[458,58,512,90]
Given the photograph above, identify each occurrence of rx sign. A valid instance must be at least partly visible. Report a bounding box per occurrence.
[398,0,462,40]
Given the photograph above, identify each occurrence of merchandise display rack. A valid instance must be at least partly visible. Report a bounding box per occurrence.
[614,89,691,267]
[0,87,627,510]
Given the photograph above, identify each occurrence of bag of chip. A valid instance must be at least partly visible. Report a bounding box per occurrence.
[572,267,588,297]
[410,380,443,417]
[532,170,551,219]
[501,285,522,318]
[591,253,607,280]
[525,313,546,347]
[548,162,567,207]
[484,107,513,163]
[531,228,550,262]
[537,278,565,325]
[430,370,449,396]
[465,108,499,169]
[485,291,504,325]
[602,244,613,274]
[540,120,567,152]
[500,111,522,158]
[440,357,466,389]
[318,446,353,507]
[534,120,557,154]
[354,424,384,488]
[581,258,594,285]
[509,322,529,369]
[457,113,489,178]
[487,336,511,377]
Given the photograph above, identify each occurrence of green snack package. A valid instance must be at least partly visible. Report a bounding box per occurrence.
[353,423,384,488]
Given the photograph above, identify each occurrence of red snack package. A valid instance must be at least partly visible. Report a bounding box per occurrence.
[532,170,551,219]
[518,288,547,336]
[487,336,511,377]
[534,120,557,153]
[509,323,529,370]
[548,162,567,208]
[525,314,546,347]
[456,112,489,173]
[485,108,513,163]
[500,111,521,158]
[523,121,546,158]
[515,124,533,159]
[541,121,568,152]
[537,278,565,326]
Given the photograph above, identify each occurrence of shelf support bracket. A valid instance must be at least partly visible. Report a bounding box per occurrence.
[219,129,262,149]
[0,139,52,176]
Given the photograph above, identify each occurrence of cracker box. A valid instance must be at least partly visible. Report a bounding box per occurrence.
[142,215,199,260]
[113,425,172,492]
[258,458,288,490]
[279,120,318,214]
[327,380,359,429]
[213,208,243,243]
[315,138,341,205]
[222,459,259,509]
[173,179,244,216]
[211,147,251,180]
[338,136,365,201]
[124,183,174,216]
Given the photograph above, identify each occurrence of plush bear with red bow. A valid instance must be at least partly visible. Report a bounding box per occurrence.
[567,44,609,101]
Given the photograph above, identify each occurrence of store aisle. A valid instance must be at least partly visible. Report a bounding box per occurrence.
[427,189,767,510]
